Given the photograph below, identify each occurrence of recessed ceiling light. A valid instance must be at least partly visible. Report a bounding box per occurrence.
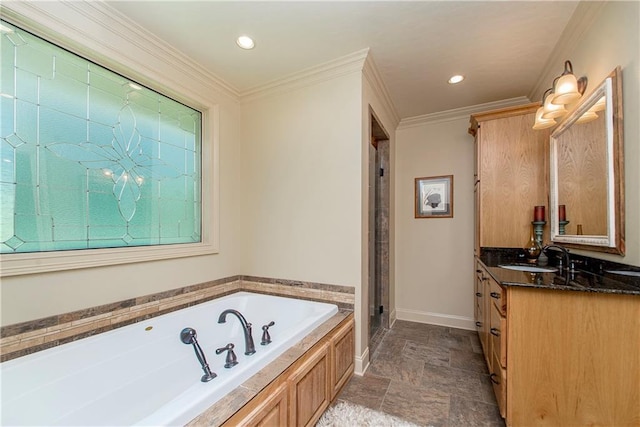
[236,35,255,50]
[127,83,142,91]
[448,75,465,84]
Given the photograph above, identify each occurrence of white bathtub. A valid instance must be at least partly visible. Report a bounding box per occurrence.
[1,292,338,426]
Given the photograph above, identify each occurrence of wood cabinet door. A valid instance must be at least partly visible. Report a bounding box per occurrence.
[331,317,354,400]
[235,382,289,427]
[479,112,548,248]
[288,343,330,427]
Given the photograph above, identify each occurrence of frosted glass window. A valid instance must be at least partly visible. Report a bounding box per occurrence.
[0,20,202,253]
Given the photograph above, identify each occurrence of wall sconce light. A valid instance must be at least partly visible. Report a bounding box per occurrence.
[533,60,588,130]
[533,89,557,130]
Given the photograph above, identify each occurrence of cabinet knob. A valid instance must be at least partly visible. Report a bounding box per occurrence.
[489,373,500,385]
[475,292,482,297]
[490,328,501,337]
[490,292,501,299]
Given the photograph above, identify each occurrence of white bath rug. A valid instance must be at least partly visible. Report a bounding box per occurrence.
[316,400,422,427]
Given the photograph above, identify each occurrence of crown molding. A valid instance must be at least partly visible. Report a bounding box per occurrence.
[363,52,401,128]
[529,1,607,102]
[397,96,531,129]
[239,48,370,103]
[0,1,240,102]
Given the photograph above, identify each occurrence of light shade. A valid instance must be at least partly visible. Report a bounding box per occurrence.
[550,73,581,105]
[533,107,556,130]
[448,75,464,84]
[541,94,568,119]
[575,110,599,124]
[589,95,606,112]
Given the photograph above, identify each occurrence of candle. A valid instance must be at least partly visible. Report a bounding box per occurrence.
[558,205,566,221]
[534,206,545,222]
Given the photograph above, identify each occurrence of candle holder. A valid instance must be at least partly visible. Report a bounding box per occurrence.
[559,220,570,235]
[532,221,546,246]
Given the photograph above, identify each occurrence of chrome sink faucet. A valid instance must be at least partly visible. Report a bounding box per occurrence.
[540,244,570,270]
[217,309,256,355]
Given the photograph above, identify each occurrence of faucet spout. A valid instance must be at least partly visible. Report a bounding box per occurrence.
[541,244,570,270]
[217,309,256,355]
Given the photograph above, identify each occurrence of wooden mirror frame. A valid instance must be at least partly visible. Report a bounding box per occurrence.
[549,66,624,254]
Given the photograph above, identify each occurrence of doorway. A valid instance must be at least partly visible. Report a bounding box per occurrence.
[368,113,390,352]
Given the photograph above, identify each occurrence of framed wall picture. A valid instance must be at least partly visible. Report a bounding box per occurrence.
[415,175,453,218]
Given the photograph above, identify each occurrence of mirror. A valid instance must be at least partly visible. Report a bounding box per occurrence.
[550,66,624,254]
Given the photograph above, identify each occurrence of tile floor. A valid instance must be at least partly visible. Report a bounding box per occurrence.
[336,320,505,427]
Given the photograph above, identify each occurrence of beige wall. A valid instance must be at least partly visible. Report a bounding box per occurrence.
[240,72,371,368]
[394,117,475,328]
[533,1,640,265]
[360,66,399,369]
[240,74,363,287]
[0,3,245,325]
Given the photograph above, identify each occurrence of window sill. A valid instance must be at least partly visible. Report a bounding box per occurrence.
[0,243,218,277]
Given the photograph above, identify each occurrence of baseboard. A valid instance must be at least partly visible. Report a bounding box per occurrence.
[354,347,370,375]
[395,308,475,330]
[389,308,397,328]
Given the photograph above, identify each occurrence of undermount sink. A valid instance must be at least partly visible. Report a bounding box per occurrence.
[605,270,640,277]
[498,264,558,273]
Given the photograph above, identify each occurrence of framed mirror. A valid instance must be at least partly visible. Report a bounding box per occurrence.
[549,66,624,254]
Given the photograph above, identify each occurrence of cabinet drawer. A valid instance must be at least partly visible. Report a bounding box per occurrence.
[490,350,507,419]
[489,277,506,315]
[490,303,506,368]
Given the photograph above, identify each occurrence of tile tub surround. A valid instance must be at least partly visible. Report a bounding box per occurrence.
[0,276,354,362]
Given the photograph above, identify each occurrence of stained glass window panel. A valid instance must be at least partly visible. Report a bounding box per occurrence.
[0,20,202,254]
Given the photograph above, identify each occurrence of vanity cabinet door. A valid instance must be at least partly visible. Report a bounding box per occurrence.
[288,343,331,427]
[474,262,489,358]
[330,317,354,400]
[234,383,289,427]
[470,104,549,248]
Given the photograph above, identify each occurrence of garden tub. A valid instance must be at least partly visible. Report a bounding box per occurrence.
[1,292,338,426]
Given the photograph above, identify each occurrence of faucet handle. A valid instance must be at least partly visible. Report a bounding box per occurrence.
[216,343,238,368]
[261,321,275,345]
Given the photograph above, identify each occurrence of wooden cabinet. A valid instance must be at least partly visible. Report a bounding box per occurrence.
[289,343,330,427]
[487,275,507,419]
[222,314,354,427]
[474,261,489,360]
[476,261,507,418]
[474,261,640,426]
[233,383,289,427]
[469,104,549,252]
[506,287,640,426]
[330,317,355,400]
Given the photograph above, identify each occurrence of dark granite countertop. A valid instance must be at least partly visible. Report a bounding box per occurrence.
[479,248,640,296]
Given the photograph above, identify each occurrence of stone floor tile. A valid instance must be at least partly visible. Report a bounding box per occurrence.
[337,374,391,411]
[449,395,505,427]
[449,348,489,374]
[420,364,496,405]
[367,352,425,386]
[336,322,505,427]
[381,380,450,427]
[427,330,474,351]
[386,326,431,345]
[403,340,450,367]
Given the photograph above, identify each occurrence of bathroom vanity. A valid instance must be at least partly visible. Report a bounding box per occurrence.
[469,69,639,425]
[475,254,639,426]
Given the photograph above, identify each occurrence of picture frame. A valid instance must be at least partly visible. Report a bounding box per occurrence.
[415,175,454,218]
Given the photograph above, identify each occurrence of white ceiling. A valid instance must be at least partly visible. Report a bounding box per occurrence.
[105,1,579,119]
